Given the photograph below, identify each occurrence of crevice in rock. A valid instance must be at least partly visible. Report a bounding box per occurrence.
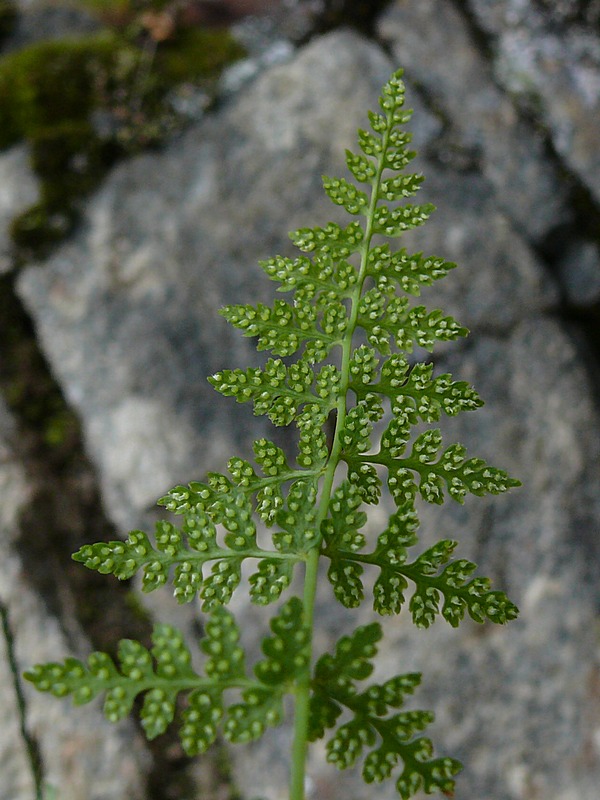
[527,169,600,407]
[446,0,496,60]
[0,600,45,799]
[0,271,235,799]
[298,0,394,41]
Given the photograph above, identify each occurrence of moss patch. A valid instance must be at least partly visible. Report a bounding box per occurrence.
[0,21,244,256]
[157,25,245,83]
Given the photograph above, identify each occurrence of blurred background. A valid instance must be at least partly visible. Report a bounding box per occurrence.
[1,2,600,799]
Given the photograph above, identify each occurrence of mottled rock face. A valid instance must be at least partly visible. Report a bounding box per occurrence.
[466,0,600,206]
[5,4,600,800]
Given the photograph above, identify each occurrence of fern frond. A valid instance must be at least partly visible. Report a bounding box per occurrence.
[26,66,521,800]
[260,253,358,303]
[290,220,364,258]
[74,474,320,609]
[349,349,483,422]
[357,292,469,355]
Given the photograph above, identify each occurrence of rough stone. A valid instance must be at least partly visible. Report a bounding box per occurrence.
[0,399,150,800]
[12,24,600,800]
[465,0,600,206]
[555,239,600,307]
[377,0,572,244]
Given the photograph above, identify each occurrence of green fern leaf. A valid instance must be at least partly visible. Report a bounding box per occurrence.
[158,443,302,523]
[321,481,367,553]
[225,687,284,743]
[345,149,377,183]
[249,558,294,605]
[322,175,369,215]
[348,344,380,387]
[273,478,319,554]
[367,245,456,296]
[347,461,382,505]
[202,607,247,680]
[326,506,518,626]
[372,202,435,237]
[312,622,380,697]
[378,174,425,202]
[26,624,199,738]
[404,544,519,628]
[351,351,483,423]
[351,428,520,507]
[357,294,469,355]
[208,358,340,426]
[182,607,246,754]
[371,505,419,615]
[224,597,310,742]
[259,253,359,303]
[327,559,365,608]
[339,395,384,457]
[75,479,308,610]
[181,688,225,755]
[290,220,363,258]
[254,597,311,685]
[252,438,293,522]
[220,298,342,362]
[296,404,330,468]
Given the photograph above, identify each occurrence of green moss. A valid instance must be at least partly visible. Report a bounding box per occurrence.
[0,33,123,149]
[0,20,244,255]
[157,26,245,84]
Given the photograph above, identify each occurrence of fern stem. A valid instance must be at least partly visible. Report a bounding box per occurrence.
[290,451,340,799]
[288,107,393,800]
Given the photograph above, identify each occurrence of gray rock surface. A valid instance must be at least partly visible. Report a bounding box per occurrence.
[0,399,149,800]
[556,239,600,307]
[465,0,600,206]
[377,0,572,244]
[10,17,600,800]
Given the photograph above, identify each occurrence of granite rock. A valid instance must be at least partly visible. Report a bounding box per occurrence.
[377,0,572,244]
[465,0,600,206]
[555,239,600,307]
